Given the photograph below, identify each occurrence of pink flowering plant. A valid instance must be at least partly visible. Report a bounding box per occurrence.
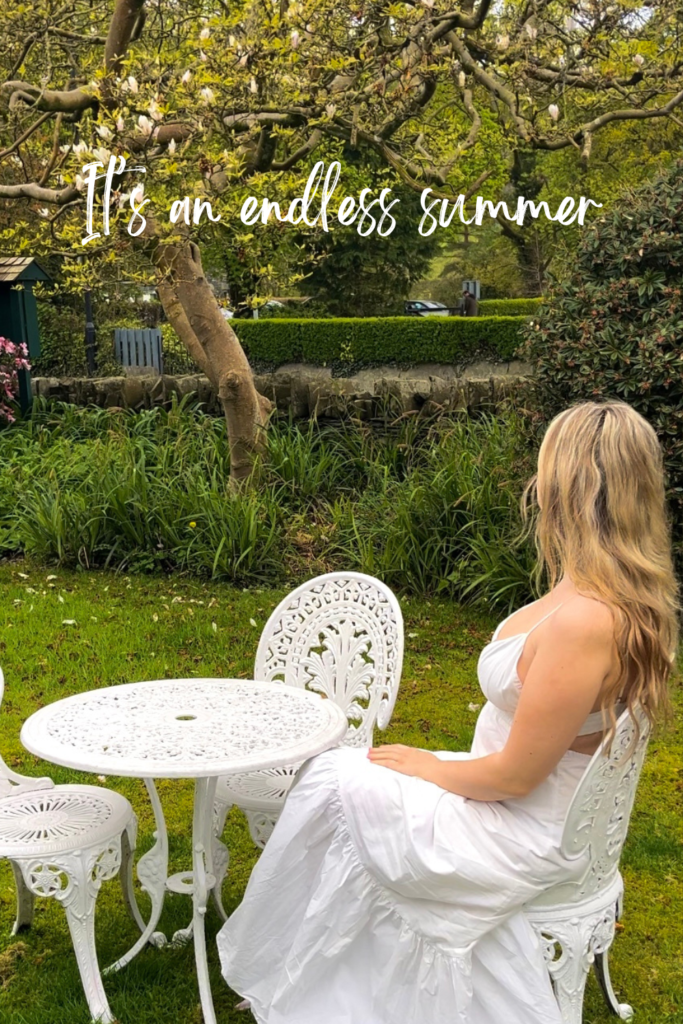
[0,337,30,423]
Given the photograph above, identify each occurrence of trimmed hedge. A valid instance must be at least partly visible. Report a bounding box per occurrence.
[478,298,542,317]
[232,315,526,367]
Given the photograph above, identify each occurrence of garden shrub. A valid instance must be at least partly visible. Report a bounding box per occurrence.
[523,160,683,563]
[233,315,526,367]
[35,309,527,376]
[479,298,542,317]
[36,302,127,377]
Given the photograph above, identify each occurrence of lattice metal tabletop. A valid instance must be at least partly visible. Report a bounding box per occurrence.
[20,678,348,779]
[20,678,347,1024]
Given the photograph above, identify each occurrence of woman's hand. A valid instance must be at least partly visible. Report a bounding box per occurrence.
[367,744,440,782]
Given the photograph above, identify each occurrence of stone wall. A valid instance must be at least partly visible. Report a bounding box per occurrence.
[31,360,531,418]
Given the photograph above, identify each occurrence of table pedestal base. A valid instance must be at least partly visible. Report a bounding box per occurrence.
[106,776,226,1005]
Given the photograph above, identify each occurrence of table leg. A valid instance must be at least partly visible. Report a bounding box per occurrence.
[193,776,218,1024]
[105,778,170,973]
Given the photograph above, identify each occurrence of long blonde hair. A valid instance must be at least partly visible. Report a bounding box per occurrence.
[523,401,679,736]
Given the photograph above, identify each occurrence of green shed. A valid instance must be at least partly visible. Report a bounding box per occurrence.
[0,256,52,413]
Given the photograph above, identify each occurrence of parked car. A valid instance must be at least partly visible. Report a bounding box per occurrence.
[404,299,452,317]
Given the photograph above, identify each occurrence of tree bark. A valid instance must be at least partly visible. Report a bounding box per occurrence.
[152,238,272,485]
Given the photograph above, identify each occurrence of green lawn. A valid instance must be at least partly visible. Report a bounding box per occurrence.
[0,561,681,1023]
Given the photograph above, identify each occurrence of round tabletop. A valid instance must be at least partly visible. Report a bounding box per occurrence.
[20,678,348,779]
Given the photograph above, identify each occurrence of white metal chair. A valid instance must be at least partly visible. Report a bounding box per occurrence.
[525,706,650,1024]
[0,667,139,1023]
[212,572,404,880]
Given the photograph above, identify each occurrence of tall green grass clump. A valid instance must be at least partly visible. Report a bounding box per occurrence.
[0,398,537,607]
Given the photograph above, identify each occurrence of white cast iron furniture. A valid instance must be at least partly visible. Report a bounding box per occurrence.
[212,572,404,859]
[0,667,139,1023]
[524,706,650,1024]
[20,677,348,1024]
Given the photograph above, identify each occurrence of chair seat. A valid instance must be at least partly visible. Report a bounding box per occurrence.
[216,762,303,813]
[0,784,134,859]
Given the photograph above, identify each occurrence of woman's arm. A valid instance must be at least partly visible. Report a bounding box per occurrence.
[367,599,615,801]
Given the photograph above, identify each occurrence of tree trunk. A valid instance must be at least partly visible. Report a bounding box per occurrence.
[499,223,550,297]
[152,238,272,486]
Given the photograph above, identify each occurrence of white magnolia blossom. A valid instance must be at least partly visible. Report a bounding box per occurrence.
[239,53,248,66]
[130,184,145,205]
[93,146,111,163]
[458,71,466,88]
[127,75,139,94]
[181,69,192,84]
[168,138,177,155]
[200,27,210,40]
[548,103,559,121]
[633,53,645,67]
[96,125,113,140]
[200,87,215,103]
[325,102,336,118]
[250,76,258,93]
[72,140,88,155]
[59,143,71,153]
[39,208,50,218]
[137,114,154,135]
[148,98,163,121]
[291,30,300,48]
[306,22,314,33]
[199,49,208,61]
[116,116,125,132]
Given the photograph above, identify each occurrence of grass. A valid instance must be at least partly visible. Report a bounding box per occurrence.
[0,561,681,1024]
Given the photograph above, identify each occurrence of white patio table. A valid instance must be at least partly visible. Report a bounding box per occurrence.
[20,677,348,1024]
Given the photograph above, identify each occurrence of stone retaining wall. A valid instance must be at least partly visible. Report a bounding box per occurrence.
[32,360,531,418]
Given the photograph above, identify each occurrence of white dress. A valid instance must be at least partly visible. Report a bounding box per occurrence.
[217,604,615,1024]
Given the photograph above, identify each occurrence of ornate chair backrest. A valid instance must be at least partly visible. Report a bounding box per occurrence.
[530,706,650,909]
[0,666,54,799]
[254,573,404,748]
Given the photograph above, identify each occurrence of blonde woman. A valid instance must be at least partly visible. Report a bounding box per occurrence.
[218,401,678,1024]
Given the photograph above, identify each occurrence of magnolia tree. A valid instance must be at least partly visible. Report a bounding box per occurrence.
[0,338,30,422]
[1,0,682,482]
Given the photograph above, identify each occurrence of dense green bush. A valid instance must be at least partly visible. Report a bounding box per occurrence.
[36,308,527,376]
[479,298,542,317]
[233,315,526,367]
[36,303,130,378]
[0,401,536,607]
[523,161,683,561]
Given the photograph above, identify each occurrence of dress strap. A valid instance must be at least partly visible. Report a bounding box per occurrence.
[492,600,537,641]
[525,603,564,638]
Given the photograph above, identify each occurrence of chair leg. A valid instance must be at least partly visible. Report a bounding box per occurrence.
[535,921,591,1024]
[211,800,231,922]
[594,949,634,1020]
[21,841,122,1023]
[10,860,35,934]
[119,816,146,933]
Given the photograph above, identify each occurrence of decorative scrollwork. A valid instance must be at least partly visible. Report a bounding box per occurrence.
[0,790,116,849]
[532,902,619,1024]
[25,861,70,898]
[254,574,404,747]
[30,679,341,776]
[561,706,650,901]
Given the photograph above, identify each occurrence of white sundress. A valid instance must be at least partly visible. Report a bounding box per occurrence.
[217,603,621,1024]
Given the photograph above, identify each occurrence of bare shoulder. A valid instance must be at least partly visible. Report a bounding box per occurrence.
[546,595,615,650]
